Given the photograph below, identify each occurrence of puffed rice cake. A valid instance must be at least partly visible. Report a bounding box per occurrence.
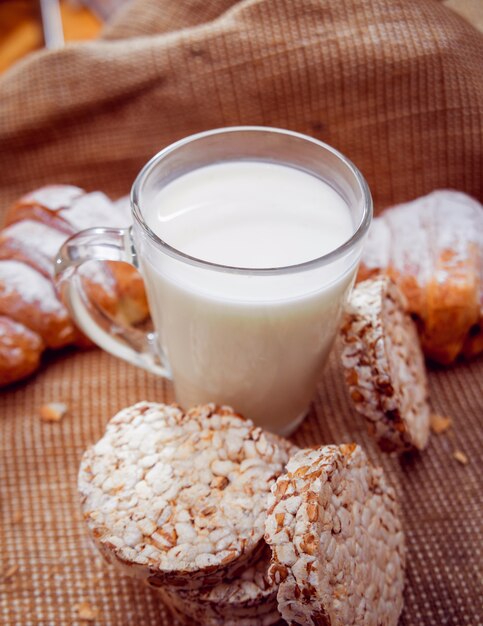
[265,443,405,626]
[340,275,430,452]
[159,546,283,625]
[78,402,295,590]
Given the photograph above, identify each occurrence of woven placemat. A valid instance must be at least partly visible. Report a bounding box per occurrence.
[0,0,482,623]
[1,346,482,625]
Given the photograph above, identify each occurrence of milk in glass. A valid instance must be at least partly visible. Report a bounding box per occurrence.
[140,161,355,434]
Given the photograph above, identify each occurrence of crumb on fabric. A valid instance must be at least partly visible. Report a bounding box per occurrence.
[452,450,469,465]
[74,602,99,622]
[39,402,68,422]
[430,414,452,434]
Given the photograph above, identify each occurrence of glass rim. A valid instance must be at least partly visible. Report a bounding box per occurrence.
[130,126,373,276]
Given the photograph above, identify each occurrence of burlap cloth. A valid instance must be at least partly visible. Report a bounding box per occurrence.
[0,1,482,624]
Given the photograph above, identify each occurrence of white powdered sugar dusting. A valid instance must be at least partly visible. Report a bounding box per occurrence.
[113,195,132,224]
[360,190,482,363]
[0,260,64,313]
[362,190,482,289]
[61,192,132,231]
[22,185,84,211]
[79,260,117,294]
[431,190,482,251]
[361,218,391,270]
[0,220,68,275]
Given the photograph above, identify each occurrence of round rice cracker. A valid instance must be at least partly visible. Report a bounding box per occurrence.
[341,275,430,452]
[265,444,405,626]
[161,591,283,626]
[78,402,295,590]
[159,546,283,625]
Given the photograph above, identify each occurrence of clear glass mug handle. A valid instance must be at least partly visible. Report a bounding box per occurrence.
[54,227,172,379]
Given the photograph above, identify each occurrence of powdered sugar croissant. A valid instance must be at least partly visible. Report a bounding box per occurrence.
[358,190,482,364]
[0,186,149,387]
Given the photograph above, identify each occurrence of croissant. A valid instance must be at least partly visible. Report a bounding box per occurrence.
[358,190,482,364]
[0,186,149,387]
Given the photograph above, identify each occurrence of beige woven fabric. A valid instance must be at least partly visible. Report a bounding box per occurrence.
[0,1,482,624]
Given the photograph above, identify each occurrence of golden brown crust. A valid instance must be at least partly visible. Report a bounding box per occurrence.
[0,316,44,386]
[0,220,68,277]
[0,186,150,387]
[0,260,78,349]
[106,261,150,325]
[4,185,85,232]
[358,190,482,364]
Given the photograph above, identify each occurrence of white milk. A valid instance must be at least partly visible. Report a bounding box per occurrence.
[139,161,356,434]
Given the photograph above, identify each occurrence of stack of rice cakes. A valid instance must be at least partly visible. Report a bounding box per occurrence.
[79,401,406,625]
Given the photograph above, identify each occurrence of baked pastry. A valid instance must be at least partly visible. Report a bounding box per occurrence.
[78,402,296,590]
[340,276,430,452]
[3,185,131,232]
[264,443,405,626]
[0,316,43,387]
[0,185,149,387]
[0,260,78,349]
[358,190,482,364]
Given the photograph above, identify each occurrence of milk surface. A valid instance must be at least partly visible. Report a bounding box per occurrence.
[145,161,352,268]
[139,161,357,433]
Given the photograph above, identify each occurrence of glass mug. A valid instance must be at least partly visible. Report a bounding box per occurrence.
[55,127,372,435]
